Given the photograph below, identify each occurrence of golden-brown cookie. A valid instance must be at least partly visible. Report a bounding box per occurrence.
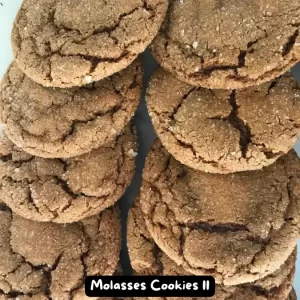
[151,0,300,89]
[0,204,121,300]
[0,60,142,158]
[128,198,297,299]
[11,0,168,88]
[0,128,136,223]
[147,68,300,174]
[139,141,300,285]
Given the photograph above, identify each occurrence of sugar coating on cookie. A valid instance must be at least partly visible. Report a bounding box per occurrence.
[0,205,121,300]
[147,68,300,174]
[0,128,136,223]
[128,199,297,299]
[151,0,300,89]
[139,141,300,285]
[0,60,142,158]
[11,0,168,88]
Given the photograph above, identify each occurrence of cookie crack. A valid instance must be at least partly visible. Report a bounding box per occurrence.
[179,222,249,233]
[28,184,44,217]
[251,141,284,159]
[1,177,44,217]
[79,52,131,74]
[0,290,28,298]
[53,176,94,199]
[169,87,197,121]
[43,252,64,299]
[169,131,222,166]
[69,253,88,299]
[61,105,122,142]
[153,245,165,275]
[251,285,279,297]
[0,154,34,165]
[163,87,225,167]
[227,91,252,158]
[282,29,299,56]
[2,240,55,298]
[70,219,104,299]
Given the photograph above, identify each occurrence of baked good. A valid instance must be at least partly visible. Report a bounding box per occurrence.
[0,128,136,223]
[128,198,297,299]
[288,289,297,300]
[11,0,168,87]
[147,68,300,173]
[0,204,121,300]
[139,141,300,285]
[151,0,300,89]
[0,60,142,158]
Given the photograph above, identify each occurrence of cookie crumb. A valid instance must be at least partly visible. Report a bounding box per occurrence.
[128,149,138,158]
[84,75,93,84]
[192,41,198,49]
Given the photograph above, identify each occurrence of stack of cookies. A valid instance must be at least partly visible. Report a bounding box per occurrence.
[128,1,300,299]
[0,0,168,299]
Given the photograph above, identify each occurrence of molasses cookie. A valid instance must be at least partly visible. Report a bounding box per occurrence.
[11,0,168,88]
[128,198,297,299]
[151,0,300,89]
[147,68,300,174]
[0,127,136,223]
[0,60,142,158]
[0,204,121,300]
[139,141,300,285]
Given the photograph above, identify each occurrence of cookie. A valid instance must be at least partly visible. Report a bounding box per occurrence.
[0,204,121,300]
[11,0,168,88]
[128,198,297,299]
[151,0,300,89]
[139,141,300,285]
[147,68,300,174]
[0,127,136,223]
[0,60,142,158]
[288,289,297,300]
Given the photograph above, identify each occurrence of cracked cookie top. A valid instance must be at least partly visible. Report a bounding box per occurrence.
[0,127,136,223]
[128,198,297,299]
[11,0,168,88]
[140,141,300,285]
[0,204,121,300]
[147,68,300,174]
[151,0,300,89]
[0,60,142,158]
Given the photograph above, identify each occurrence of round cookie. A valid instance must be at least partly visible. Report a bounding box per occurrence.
[0,127,136,223]
[0,60,142,158]
[128,199,297,299]
[151,0,300,89]
[0,204,121,300]
[147,68,300,174]
[139,141,300,285]
[11,0,168,88]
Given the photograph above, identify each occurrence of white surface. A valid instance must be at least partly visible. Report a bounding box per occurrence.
[0,0,299,296]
